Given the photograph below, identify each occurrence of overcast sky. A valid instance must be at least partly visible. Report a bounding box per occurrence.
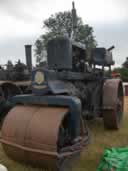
[0,0,128,66]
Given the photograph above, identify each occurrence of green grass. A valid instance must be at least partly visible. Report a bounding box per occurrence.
[0,100,128,171]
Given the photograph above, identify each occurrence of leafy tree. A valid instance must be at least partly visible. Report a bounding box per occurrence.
[112,67,128,82]
[35,11,97,63]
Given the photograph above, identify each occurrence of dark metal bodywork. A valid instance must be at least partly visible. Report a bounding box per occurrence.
[30,37,123,121]
[47,37,72,70]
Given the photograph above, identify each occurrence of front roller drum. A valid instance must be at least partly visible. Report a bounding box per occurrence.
[1,105,89,170]
[103,79,124,129]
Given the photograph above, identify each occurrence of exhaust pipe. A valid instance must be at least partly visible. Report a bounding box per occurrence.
[25,45,32,72]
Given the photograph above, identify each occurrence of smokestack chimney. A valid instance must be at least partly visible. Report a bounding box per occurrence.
[25,45,32,72]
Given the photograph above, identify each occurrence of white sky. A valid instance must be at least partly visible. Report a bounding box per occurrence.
[0,0,128,66]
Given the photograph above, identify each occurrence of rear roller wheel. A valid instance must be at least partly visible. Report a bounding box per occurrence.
[103,79,124,129]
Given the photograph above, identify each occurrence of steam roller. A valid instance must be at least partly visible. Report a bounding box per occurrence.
[0,3,124,171]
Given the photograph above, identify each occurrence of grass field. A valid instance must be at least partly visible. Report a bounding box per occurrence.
[0,97,128,171]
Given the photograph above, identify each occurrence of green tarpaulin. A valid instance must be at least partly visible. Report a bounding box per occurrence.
[97,147,128,171]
